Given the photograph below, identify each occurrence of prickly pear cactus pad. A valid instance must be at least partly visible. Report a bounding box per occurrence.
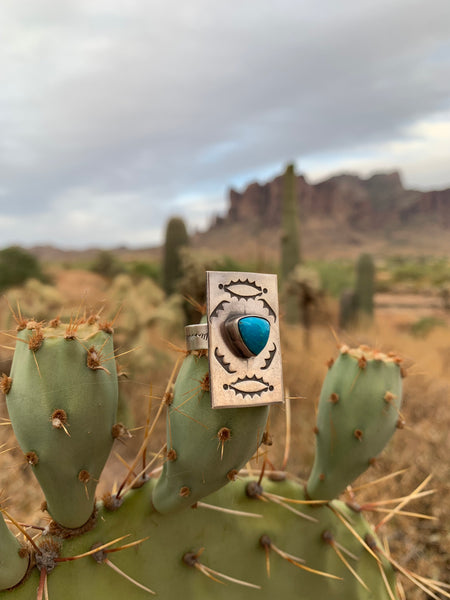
[0,478,399,600]
[0,512,29,590]
[152,352,269,513]
[307,345,403,501]
[5,318,118,529]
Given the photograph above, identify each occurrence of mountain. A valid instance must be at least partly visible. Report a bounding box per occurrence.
[222,170,450,229]
[194,170,450,259]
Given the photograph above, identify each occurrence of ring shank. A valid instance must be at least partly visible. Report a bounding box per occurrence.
[185,323,209,351]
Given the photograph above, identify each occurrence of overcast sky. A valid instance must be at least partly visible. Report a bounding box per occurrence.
[1,0,449,249]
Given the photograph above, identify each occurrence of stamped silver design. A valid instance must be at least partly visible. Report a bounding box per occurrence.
[185,323,208,351]
[206,271,283,409]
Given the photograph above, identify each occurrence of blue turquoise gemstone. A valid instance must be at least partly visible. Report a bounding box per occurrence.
[238,316,270,356]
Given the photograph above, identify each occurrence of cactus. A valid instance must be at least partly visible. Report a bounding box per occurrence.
[338,288,357,330]
[355,253,375,321]
[5,318,118,529]
[0,308,443,599]
[162,217,190,297]
[152,352,269,513]
[307,345,403,501]
[285,265,322,346]
[281,164,302,324]
[280,163,301,281]
[0,512,29,590]
[338,254,375,329]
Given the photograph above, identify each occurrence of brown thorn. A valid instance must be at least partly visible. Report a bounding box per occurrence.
[142,382,153,472]
[375,473,433,531]
[32,352,42,378]
[365,506,436,520]
[377,546,445,600]
[36,568,47,600]
[270,541,342,580]
[104,558,156,595]
[262,491,318,523]
[1,508,40,552]
[328,506,381,564]
[119,444,166,497]
[324,535,369,591]
[281,390,291,471]
[377,559,397,600]
[257,458,267,486]
[193,558,260,589]
[56,535,131,562]
[103,537,149,555]
[197,501,262,518]
[351,468,408,492]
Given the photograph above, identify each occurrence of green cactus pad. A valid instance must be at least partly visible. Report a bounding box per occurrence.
[152,352,270,513]
[0,512,29,590]
[307,346,403,500]
[0,477,398,599]
[6,320,118,529]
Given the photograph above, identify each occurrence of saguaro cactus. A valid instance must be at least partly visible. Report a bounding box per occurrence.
[339,254,375,329]
[162,216,190,296]
[280,163,301,281]
[355,253,375,320]
[281,163,302,323]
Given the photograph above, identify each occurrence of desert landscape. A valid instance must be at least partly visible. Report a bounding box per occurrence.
[0,170,449,597]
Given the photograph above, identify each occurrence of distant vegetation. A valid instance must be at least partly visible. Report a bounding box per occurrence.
[0,246,48,292]
[384,256,450,287]
[90,250,126,279]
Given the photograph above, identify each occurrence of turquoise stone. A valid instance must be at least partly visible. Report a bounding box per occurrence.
[238,316,270,356]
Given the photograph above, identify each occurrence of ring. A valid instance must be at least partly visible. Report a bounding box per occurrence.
[185,323,208,351]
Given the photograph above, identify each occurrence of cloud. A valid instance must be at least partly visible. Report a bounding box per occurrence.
[0,0,449,247]
[303,111,450,190]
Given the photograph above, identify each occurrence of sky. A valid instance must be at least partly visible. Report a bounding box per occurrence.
[1,0,449,249]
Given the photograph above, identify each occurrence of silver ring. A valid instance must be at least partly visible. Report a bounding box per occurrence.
[185,323,208,350]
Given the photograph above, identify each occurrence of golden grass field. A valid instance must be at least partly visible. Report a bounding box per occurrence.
[0,268,448,599]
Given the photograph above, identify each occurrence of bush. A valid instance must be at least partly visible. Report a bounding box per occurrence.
[410,316,446,338]
[126,260,161,282]
[0,246,47,292]
[90,250,125,279]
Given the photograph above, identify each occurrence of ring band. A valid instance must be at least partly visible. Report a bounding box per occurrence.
[185,323,208,350]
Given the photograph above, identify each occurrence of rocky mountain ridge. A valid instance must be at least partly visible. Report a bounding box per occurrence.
[217,170,450,231]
